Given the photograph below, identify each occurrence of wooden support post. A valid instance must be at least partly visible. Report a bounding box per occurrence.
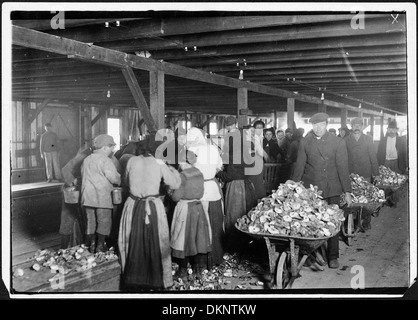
[121,66,157,134]
[274,108,278,129]
[287,98,295,130]
[370,114,375,139]
[318,101,327,113]
[91,106,110,126]
[150,70,165,130]
[380,114,385,140]
[341,108,348,128]
[201,114,216,129]
[237,87,248,128]
[26,98,52,127]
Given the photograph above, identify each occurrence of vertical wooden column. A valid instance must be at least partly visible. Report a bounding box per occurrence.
[287,98,295,130]
[237,87,248,128]
[370,114,375,138]
[380,113,385,140]
[273,108,277,129]
[318,101,326,113]
[150,70,165,130]
[341,108,348,128]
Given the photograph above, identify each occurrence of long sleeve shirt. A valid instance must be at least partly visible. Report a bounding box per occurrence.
[124,155,181,198]
[40,131,60,153]
[291,132,352,199]
[81,152,121,209]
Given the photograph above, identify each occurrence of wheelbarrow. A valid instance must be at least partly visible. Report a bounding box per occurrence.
[235,223,333,289]
[340,202,383,246]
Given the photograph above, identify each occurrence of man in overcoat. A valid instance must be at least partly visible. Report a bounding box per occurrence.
[345,117,379,183]
[291,113,352,269]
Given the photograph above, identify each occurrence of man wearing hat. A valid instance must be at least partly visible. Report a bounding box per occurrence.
[377,119,408,174]
[291,113,352,269]
[345,117,379,183]
[40,122,62,182]
[328,128,337,136]
[81,134,122,253]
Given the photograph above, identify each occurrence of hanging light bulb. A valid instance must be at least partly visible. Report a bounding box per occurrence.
[116,21,120,27]
[193,46,197,51]
[359,103,362,108]
[321,93,325,101]
[239,69,244,80]
[105,22,109,28]
[184,46,188,51]
[107,90,111,98]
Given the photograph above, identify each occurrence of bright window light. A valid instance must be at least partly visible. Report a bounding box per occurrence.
[107,118,121,151]
[209,122,218,135]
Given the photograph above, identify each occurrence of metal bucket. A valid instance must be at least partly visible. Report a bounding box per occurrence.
[63,187,80,204]
[112,187,123,205]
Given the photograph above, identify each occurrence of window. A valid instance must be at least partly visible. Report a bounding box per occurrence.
[209,122,218,135]
[107,118,121,151]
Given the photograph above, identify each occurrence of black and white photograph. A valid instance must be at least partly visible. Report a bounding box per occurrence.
[1,2,416,301]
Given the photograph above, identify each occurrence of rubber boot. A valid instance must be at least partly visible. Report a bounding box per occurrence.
[60,234,71,249]
[96,233,108,253]
[85,234,96,253]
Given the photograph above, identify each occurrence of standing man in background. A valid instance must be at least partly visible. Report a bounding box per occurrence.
[40,123,62,182]
[291,113,352,269]
[377,119,408,174]
[345,117,379,183]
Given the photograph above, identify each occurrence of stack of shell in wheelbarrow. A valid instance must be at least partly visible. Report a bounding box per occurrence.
[236,180,345,238]
[374,165,408,205]
[340,173,386,207]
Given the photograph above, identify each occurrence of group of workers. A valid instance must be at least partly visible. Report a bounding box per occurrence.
[55,111,408,291]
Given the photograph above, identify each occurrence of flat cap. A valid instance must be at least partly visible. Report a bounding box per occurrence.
[351,117,363,126]
[329,128,336,133]
[285,128,293,133]
[225,115,237,127]
[93,134,116,149]
[309,113,329,124]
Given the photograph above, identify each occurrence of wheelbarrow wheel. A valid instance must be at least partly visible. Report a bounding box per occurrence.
[276,251,290,289]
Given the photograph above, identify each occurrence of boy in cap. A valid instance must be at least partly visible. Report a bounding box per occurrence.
[291,112,352,269]
[81,134,121,253]
[377,119,408,174]
[328,128,337,136]
[40,123,62,182]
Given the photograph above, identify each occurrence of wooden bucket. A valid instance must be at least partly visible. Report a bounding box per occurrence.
[63,187,80,204]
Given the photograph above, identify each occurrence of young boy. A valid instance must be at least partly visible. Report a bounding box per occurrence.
[81,134,121,253]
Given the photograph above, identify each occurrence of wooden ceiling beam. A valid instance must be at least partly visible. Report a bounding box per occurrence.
[99,16,401,52]
[12,25,401,116]
[166,46,407,67]
[40,15,382,44]
[199,56,407,73]
[151,33,406,60]
[12,18,142,31]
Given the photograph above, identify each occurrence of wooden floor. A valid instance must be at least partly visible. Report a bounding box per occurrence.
[12,232,61,266]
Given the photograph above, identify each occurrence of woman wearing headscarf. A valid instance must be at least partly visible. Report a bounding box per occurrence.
[186,127,225,269]
[118,134,181,291]
[170,127,224,278]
